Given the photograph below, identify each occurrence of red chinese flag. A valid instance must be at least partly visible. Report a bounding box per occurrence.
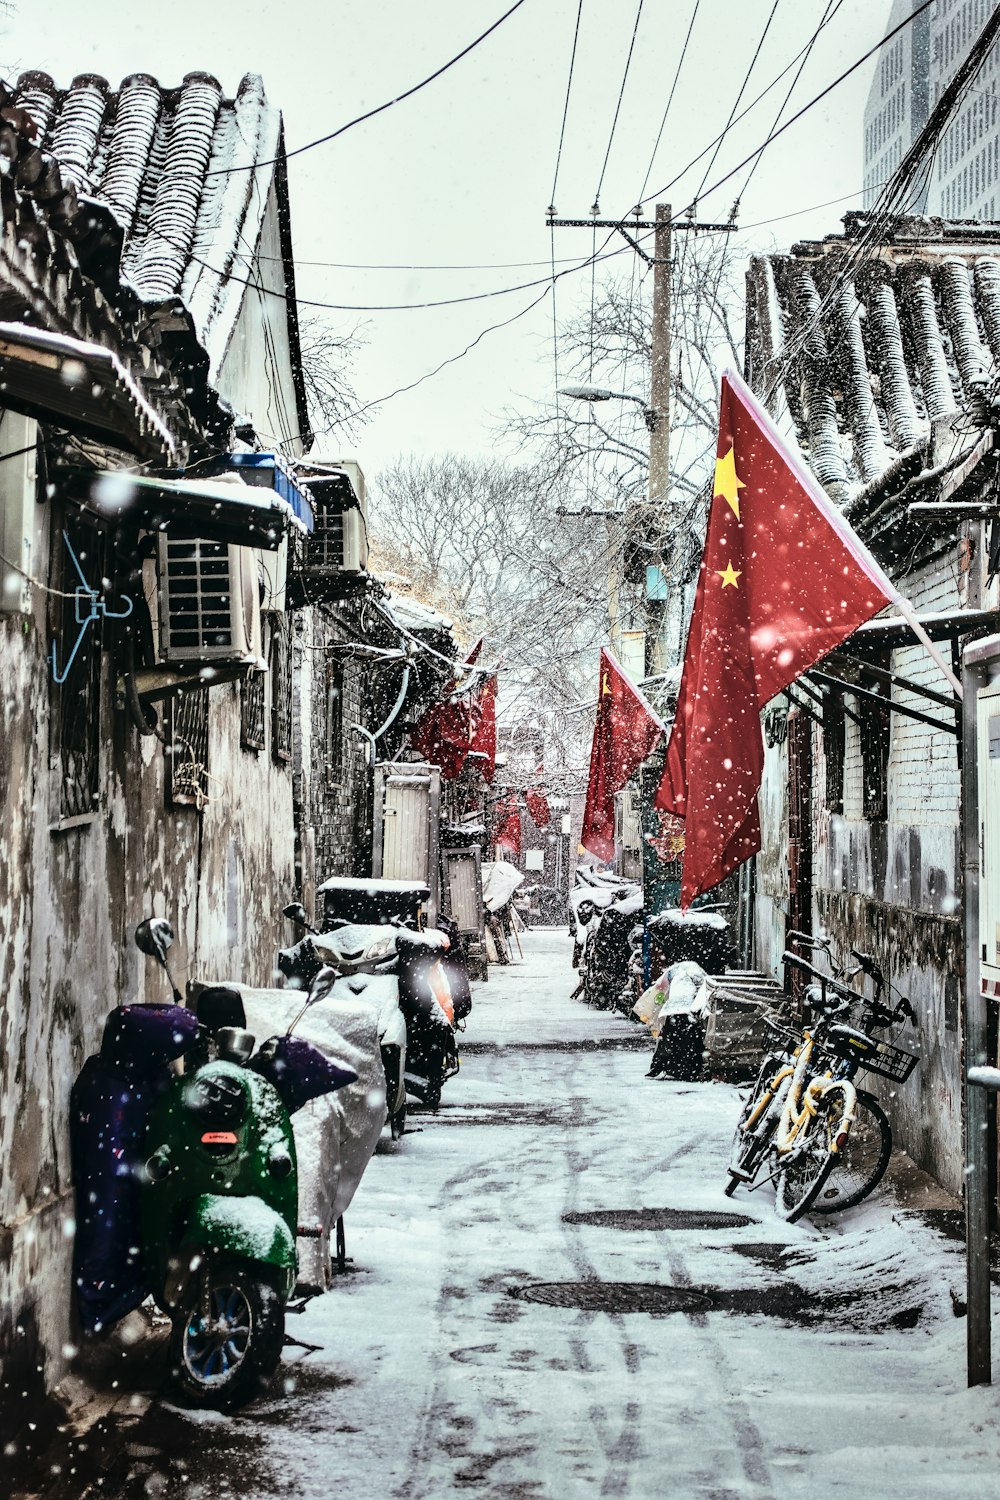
[494,796,522,857]
[470,673,497,783]
[408,698,472,779]
[581,648,665,862]
[410,639,488,780]
[656,369,894,907]
[525,786,550,829]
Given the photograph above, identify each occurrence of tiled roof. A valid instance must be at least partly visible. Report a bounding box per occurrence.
[10,69,281,371]
[745,214,1000,508]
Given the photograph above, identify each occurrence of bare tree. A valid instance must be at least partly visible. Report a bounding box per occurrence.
[298,313,369,443]
[507,234,743,534]
[368,452,610,773]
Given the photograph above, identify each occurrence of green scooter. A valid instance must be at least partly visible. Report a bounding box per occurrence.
[135,920,355,1408]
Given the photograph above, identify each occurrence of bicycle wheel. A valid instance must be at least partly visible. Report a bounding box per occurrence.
[724,1055,787,1196]
[811,1090,892,1214]
[772,1091,844,1222]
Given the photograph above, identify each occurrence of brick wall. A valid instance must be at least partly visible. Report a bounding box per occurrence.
[295,601,374,894]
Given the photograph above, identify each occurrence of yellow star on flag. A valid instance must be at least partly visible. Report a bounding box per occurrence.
[716,560,741,588]
[714,445,745,520]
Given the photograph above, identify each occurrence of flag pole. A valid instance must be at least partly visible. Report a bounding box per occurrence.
[725,368,964,701]
[878,592,963,700]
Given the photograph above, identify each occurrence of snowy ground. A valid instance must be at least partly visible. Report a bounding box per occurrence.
[52,929,1000,1498]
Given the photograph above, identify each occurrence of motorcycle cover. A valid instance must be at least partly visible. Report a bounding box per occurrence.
[235,984,385,1290]
[71,1004,200,1334]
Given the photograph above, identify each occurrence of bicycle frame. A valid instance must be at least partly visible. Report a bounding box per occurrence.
[739,1028,857,1165]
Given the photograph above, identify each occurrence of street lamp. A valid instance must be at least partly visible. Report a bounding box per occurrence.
[559,386,659,432]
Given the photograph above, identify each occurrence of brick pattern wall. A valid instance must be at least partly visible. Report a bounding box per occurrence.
[295,602,373,890]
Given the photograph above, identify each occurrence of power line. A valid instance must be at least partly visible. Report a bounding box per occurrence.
[637,0,700,203]
[208,0,530,178]
[639,0,937,219]
[593,0,645,209]
[693,0,782,204]
[549,0,585,209]
[737,0,845,203]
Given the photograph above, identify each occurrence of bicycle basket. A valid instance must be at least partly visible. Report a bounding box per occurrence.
[826,1024,918,1082]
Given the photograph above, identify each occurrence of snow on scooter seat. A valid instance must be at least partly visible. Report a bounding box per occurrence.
[233,984,386,1289]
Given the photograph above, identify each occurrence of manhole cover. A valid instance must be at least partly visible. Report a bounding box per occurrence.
[563,1208,751,1231]
[510,1281,713,1314]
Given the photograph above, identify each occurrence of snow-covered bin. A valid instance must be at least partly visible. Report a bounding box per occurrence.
[232,985,386,1289]
[647,907,732,974]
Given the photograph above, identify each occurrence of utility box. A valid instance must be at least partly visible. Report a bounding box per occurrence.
[373,762,441,923]
[0,412,36,614]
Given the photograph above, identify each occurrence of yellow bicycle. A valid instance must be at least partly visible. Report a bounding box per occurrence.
[725,940,916,1221]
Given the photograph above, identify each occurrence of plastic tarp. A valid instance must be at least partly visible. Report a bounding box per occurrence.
[234,984,386,1289]
[481,860,524,913]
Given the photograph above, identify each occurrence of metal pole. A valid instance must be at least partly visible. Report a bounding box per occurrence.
[963,644,990,1385]
[647,204,673,677]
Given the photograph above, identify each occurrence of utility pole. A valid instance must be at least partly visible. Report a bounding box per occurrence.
[546,205,733,680]
[647,203,672,680]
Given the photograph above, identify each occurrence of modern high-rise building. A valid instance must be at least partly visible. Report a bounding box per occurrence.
[863,0,932,210]
[863,0,1000,219]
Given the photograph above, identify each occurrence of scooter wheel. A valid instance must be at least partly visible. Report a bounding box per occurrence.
[168,1259,284,1411]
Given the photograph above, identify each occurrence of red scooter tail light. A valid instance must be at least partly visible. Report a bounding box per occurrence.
[201,1130,238,1146]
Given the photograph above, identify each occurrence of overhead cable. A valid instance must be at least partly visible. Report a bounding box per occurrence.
[207,0,530,177]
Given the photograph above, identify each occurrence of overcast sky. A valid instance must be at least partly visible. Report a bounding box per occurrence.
[4,0,893,476]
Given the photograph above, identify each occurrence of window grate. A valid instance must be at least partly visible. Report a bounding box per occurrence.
[823,692,845,815]
[306,507,346,569]
[240,668,265,752]
[270,618,293,764]
[168,688,210,808]
[326,659,344,783]
[859,668,890,823]
[161,537,233,657]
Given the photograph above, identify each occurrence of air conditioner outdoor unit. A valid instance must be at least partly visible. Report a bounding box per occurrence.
[308,460,368,574]
[157,536,263,664]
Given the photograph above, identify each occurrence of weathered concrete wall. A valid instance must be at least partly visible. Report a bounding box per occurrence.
[215,176,304,457]
[1,185,303,1436]
[812,551,965,1193]
[751,549,966,1193]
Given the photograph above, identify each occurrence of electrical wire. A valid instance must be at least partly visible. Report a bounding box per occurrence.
[593,0,645,209]
[639,0,937,220]
[549,0,585,209]
[738,0,844,203]
[207,0,530,177]
[637,0,700,203]
[693,0,782,205]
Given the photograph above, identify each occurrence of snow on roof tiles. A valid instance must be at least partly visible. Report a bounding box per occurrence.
[748,214,1000,507]
[10,68,280,357]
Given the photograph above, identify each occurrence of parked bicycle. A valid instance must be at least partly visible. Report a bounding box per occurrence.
[724,933,917,1221]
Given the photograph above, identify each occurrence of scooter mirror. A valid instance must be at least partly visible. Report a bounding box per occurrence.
[135,917,174,963]
[282,902,310,928]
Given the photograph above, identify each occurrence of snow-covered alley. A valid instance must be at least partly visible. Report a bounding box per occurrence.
[51,928,1000,1500]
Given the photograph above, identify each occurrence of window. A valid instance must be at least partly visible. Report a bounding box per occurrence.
[823,692,845,816]
[270,617,293,764]
[240,668,265,752]
[51,512,104,823]
[325,659,344,784]
[167,688,210,808]
[858,670,891,823]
